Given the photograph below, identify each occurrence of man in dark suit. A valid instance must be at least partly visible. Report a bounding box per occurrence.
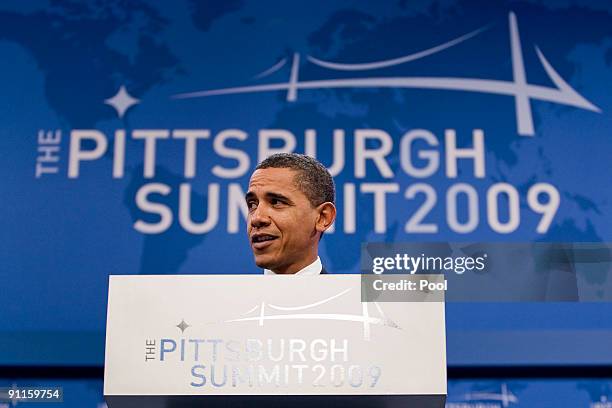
[245,153,336,275]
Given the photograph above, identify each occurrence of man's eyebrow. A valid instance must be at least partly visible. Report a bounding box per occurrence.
[266,192,292,203]
[244,191,293,203]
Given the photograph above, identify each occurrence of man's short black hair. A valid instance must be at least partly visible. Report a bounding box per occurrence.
[255,153,335,207]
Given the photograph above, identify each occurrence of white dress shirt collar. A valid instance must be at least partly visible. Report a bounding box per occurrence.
[264,257,322,275]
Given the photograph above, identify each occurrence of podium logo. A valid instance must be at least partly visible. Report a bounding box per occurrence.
[173,12,599,137]
[224,288,400,341]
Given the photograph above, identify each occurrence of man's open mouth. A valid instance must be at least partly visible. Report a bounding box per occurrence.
[251,234,278,248]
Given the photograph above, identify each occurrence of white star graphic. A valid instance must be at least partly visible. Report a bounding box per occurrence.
[104,85,140,118]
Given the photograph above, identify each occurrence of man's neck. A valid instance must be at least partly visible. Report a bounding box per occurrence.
[264,257,322,275]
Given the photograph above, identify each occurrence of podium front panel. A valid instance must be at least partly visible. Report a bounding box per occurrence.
[104,275,446,407]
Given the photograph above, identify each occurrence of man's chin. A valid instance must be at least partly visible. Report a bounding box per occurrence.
[253,255,276,270]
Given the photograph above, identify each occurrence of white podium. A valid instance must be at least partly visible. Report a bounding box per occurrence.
[104,275,446,407]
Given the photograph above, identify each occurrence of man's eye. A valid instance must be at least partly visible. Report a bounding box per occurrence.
[271,198,285,206]
[247,201,257,210]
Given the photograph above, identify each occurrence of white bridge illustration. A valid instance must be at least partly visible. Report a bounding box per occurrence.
[174,12,600,137]
[463,383,519,407]
[224,288,400,341]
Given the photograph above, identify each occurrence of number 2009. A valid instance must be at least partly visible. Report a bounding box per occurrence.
[312,365,381,388]
[405,182,560,234]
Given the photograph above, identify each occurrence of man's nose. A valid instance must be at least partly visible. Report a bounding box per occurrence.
[250,203,271,228]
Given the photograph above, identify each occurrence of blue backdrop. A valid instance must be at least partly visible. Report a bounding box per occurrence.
[1,0,611,373]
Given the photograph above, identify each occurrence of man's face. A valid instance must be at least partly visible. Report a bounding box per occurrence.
[246,167,320,274]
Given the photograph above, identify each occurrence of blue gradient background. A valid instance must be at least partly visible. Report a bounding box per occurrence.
[0,0,611,381]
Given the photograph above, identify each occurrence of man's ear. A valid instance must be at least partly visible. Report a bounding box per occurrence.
[315,202,337,233]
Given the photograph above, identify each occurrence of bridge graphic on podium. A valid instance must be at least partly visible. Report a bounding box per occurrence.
[174,12,600,137]
[224,288,400,341]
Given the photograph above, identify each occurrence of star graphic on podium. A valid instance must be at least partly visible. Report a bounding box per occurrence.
[176,319,190,333]
[104,85,140,118]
